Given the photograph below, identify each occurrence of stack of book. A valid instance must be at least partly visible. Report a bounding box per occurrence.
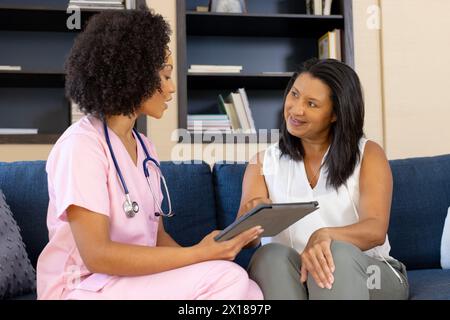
[71,103,84,124]
[218,88,256,133]
[188,65,243,74]
[187,114,232,133]
[68,0,127,10]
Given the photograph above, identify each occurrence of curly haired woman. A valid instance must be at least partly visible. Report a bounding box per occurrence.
[36,9,263,300]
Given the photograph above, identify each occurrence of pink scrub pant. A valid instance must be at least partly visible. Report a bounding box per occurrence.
[64,260,263,300]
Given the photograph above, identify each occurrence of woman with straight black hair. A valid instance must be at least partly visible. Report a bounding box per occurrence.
[235,58,409,299]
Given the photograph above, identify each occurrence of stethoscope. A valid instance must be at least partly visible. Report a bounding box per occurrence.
[103,121,174,219]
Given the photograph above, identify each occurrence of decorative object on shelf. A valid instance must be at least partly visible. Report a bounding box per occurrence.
[318,29,341,61]
[209,0,247,13]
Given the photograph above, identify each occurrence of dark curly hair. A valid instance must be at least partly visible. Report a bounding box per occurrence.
[65,9,171,117]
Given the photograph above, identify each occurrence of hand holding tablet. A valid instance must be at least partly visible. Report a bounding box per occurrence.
[214,201,319,241]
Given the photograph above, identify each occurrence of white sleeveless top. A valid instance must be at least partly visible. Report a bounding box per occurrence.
[262,138,392,260]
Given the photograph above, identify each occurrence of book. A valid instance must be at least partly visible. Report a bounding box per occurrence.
[323,0,333,15]
[196,5,209,12]
[318,29,341,61]
[218,94,241,131]
[188,65,243,74]
[238,88,256,132]
[0,128,38,134]
[125,0,136,9]
[228,92,251,132]
[71,102,84,124]
[313,0,322,15]
[68,0,125,10]
[306,0,312,14]
[187,114,232,132]
[0,65,22,71]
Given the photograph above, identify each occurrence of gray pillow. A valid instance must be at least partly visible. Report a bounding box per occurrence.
[0,189,36,299]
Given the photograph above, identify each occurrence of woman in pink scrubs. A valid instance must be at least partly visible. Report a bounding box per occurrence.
[36,9,263,300]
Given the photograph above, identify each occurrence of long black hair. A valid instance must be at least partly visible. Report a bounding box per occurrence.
[279,58,365,190]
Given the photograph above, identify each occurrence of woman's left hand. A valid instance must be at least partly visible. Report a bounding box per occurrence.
[300,228,335,289]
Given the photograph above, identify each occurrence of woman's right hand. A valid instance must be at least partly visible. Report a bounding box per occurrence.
[195,226,264,261]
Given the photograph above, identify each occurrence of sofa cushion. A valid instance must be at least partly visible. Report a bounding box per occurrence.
[407,269,450,300]
[388,155,450,270]
[0,161,49,268]
[212,163,258,269]
[160,161,217,246]
[0,189,36,299]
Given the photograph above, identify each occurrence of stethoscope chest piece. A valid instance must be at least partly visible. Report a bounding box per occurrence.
[123,199,139,218]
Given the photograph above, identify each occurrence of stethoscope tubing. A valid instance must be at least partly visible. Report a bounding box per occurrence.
[103,121,172,217]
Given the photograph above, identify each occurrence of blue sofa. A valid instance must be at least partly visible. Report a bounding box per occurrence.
[0,155,449,300]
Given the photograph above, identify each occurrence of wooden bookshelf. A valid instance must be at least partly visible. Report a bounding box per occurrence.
[177,0,354,144]
[0,0,148,144]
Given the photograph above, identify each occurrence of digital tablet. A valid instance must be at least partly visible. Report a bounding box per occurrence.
[214,201,319,242]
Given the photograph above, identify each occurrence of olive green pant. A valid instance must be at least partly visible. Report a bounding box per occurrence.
[248,241,409,300]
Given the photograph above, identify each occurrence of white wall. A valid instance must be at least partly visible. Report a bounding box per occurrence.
[380,0,450,159]
[352,0,385,147]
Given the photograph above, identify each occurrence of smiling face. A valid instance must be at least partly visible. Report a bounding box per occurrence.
[139,54,176,119]
[284,72,336,141]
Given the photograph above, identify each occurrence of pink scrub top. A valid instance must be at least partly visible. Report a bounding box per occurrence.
[37,115,163,299]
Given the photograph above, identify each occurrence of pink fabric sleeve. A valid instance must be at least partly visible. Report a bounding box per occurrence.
[48,133,111,221]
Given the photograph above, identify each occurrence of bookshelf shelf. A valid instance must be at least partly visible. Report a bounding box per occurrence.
[0,8,100,32]
[187,73,293,90]
[186,11,344,37]
[0,71,65,87]
[0,134,61,144]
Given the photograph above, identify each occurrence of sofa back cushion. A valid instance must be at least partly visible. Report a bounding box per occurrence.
[160,161,217,246]
[212,163,258,268]
[0,161,219,269]
[388,155,450,270]
[0,161,48,268]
